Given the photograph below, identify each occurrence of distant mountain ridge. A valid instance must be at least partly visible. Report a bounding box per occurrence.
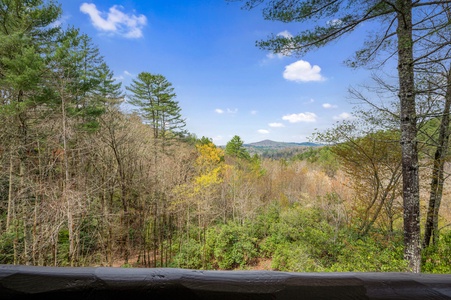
[243,140,320,159]
[245,139,318,148]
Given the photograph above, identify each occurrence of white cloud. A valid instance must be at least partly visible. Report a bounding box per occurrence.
[269,122,285,128]
[304,98,315,104]
[266,52,284,60]
[250,110,258,115]
[283,60,325,82]
[258,129,270,134]
[328,19,343,28]
[333,112,352,120]
[114,70,133,81]
[278,30,293,39]
[80,3,147,39]
[322,103,337,109]
[215,108,238,114]
[282,112,317,123]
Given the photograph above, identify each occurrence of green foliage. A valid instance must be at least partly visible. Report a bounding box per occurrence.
[0,0,61,117]
[126,72,186,139]
[422,230,451,273]
[57,229,70,266]
[206,222,258,270]
[257,203,343,269]
[330,235,408,272]
[168,202,416,273]
[94,62,123,106]
[172,239,205,269]
[271,242,320,272]
[0,227,19,264]
[225,135,250,160]
[78,214,101,259]
[49,29,113,132]
[197,136,213,146]
[293,146,339,176]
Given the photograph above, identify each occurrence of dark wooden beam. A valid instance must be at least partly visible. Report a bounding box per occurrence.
[1,265,451,299]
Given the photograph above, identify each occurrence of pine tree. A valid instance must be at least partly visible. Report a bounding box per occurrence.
[225,135,250,161]
[126,72,186,142]
[94,62,123,107]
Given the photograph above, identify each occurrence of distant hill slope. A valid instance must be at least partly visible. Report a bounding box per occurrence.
[246,139,318,148]
[243,140,320,159]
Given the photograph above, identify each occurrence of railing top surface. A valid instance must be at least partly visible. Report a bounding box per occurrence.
[1,265,451,299]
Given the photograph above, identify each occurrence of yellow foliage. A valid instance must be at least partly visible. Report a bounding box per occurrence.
[194,166,224,192]
[196,143,224,168]
[192,142,226,193]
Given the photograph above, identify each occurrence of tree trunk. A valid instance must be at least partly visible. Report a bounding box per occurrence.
[6,152,14,231]
[397,0,421,273]
[423,66,451,248]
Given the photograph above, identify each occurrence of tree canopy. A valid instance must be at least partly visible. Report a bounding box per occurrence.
[126,72,186,140]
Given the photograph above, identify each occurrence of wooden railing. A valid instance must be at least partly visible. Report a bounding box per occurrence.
[1,265,451,299]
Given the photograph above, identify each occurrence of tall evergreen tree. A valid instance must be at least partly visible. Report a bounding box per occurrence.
[94,62,123,107]
[126,72,186,141]
[0,0,62,265]
[225,135,250,161]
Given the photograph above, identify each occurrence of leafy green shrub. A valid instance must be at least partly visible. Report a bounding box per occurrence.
[171,238,205,269]
[206,222,258,269]
[0,227,17,264]
[251,203,281,239]
[422,230,451,273]
[329,235,407,272]
[271,242,321,272]
[259,203,343,267]
[57,228,70,266]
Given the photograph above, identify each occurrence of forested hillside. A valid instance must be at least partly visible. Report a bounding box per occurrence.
[1,0,451,273]
[241,140,319,159]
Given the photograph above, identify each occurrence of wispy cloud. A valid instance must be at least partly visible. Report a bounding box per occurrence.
[213,135,223,142]
[333,112,352,120]
[266,53,283,60]
[322,103,337,109]
[282,112,317,123]
[283,60,325,83]
[250,110,258,115]
[51,14,71,28]
[269,122,285,128]
[278,30,293,39]
[80,3,147,38]
[114,70,134,81]
[215,108,238,114]
[258,129,270,134]
[327,19,343,28]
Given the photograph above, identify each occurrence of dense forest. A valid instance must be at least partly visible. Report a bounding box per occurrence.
[1,0,451,273]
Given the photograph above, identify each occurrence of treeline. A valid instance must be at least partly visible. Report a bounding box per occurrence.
[254,147,311,160]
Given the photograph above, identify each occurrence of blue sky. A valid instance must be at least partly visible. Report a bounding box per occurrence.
[59,0,377,145]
